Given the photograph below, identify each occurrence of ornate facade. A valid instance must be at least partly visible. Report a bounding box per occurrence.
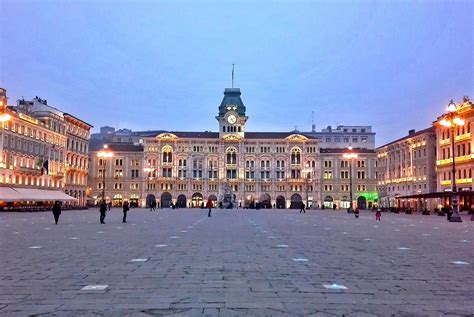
[376,128,437,211]
[435,97,474,210]
[64,114,93,206]
[89,87,378,209]
[90,88,321,208]
[0,89,92,208]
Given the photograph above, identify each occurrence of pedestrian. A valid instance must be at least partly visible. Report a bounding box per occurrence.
[333,203,337,210]
[300,201,306,213]
[122,201,129,223]
[100,200,107,224]
[354,208,360,218]
[375,209,381,221]
[107,201,112,211]
[206,198,213,217]
[52,201,61,224]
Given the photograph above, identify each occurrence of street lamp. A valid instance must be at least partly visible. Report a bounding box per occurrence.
[302,163,313,208]
[0,95,12,169]
[143,164,155,207]
[438,99,464,222]
[97,145,113,203]
[343,146,358,212]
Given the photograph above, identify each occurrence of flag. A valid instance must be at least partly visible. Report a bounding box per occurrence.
[41,160,49,175]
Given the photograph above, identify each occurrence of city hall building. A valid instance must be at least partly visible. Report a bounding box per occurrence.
[89,88,377,209]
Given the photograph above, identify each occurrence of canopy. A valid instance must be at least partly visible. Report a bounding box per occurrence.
[396,190,474,199]
[0,187,78,202]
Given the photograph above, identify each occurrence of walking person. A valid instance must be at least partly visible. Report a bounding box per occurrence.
[52,201,61,224]
[122,201,130,223]
[300,201,306,213]
[107,201,112,211]
[375,209,382,221]
[354,208,360,218]
[206,198,213,217]
[100,200,107,224]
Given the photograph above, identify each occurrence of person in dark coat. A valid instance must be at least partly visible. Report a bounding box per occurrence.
[107,201,112,211]
[122,201,130,223]
[300,202,306,213]
[206,199,213,217]
[100,201,107,224]
[52,201,61,224]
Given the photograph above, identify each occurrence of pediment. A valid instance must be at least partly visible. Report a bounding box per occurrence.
[286,134,308,142]
[156,133,178,140]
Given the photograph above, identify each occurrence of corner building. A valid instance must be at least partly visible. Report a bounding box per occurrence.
[0,90,92,208]
[435,97,474,210]
[376,128,437,211]
[91,88,321,208]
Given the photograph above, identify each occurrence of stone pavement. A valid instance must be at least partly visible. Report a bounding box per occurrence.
[0,208,473,316]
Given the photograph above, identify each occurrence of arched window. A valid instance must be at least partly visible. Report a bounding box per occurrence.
[162,146,173,163]
[291,148,301,165]
[226,147,237,165]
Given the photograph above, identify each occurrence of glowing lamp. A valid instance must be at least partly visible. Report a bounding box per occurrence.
[97,145,113,158]
[453,117,465,126]
[0,113,11,122]
[447,100,457,113]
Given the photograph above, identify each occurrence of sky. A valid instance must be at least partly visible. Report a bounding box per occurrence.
[1,0,473,146]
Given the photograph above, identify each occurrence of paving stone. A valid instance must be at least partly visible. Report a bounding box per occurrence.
[0,208,472,315]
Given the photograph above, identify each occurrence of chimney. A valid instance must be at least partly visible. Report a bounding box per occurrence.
[408,129,416,135]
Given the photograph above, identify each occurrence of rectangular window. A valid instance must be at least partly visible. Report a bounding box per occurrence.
[324,160,332,168]
[226,169,237,179]
[357,171,366,179]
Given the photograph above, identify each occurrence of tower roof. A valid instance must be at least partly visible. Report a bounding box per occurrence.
[218,88,246,116]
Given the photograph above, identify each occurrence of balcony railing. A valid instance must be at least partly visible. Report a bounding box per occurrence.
[455,133,471,142]
[436,154,473,166]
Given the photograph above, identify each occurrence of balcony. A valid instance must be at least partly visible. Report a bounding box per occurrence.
[15,166,41,175]
[455,133,471,142]
[440,178,472,186]
[439,138,450,146]
[436,154,474,166]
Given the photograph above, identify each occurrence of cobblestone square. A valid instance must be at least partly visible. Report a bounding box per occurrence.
[1,208,473,316]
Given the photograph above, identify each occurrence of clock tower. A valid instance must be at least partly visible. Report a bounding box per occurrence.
[216,88,248,138]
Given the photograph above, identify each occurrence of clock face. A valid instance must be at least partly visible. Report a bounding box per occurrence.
[227,114,237,124]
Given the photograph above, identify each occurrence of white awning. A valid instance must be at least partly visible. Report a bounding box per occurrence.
[0,187,24,202]
[0,187,78,202]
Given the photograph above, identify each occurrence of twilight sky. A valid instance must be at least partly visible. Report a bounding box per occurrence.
[1,0,473,146]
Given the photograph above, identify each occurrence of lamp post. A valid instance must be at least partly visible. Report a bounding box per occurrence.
[343,146,358,212]
[302,163,313,208]
[143,164,155,207]
[97,145,113,203]
[438,99,464,222]
[0,90,12,169]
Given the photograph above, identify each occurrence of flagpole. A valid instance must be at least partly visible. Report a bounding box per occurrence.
[232,63,234,88]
